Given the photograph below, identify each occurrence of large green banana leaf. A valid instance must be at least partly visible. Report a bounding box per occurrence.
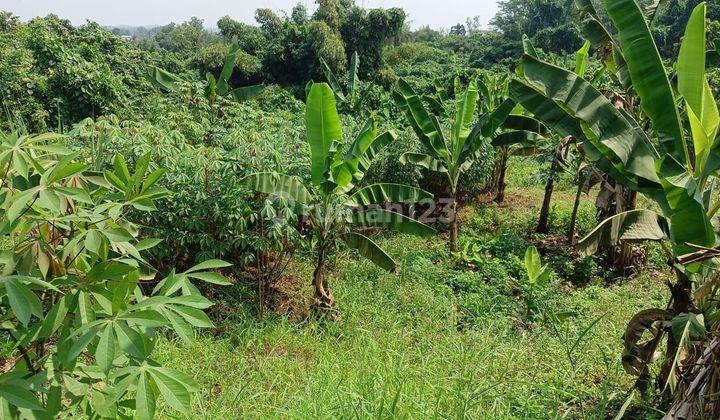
[575,41,592,77]
[578,17,613,47]
[481,98,516,137]
[492,131,545,147]
[399,152,448,173]
[344,232,396,272]
[518,55,660,187]
[352,209,435,236]
[657,157,716,255]
[216,44,242,96]
[678,3,719,173]
[354,131,395,184]
[606,0,686,163]
[330,119,378,189]
[242,172,313,208]
[574,0,632,90]
[509,77,665,204]
[393,79,449,159]
[346,184,433,207]
[508,80,586,140]
[331,120,395,192]
[677,3,707,120]
[320,57,347,103]
[577,209,669,256]
[574,0,600,18]
[521,34,539,58]
[307,83,343,186]
[501,114,548,134]
[148,67,184,91]
[451,80,479,162]
[230,85,264,102]
[457,115,490,166]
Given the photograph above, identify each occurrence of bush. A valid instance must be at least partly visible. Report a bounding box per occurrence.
[67,94,310,271]
[0,131,229,417]
[188,44,262,83]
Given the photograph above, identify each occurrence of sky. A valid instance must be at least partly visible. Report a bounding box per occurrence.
[1,0,499,30]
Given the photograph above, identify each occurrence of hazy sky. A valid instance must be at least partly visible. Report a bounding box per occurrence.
[2,0,499,30]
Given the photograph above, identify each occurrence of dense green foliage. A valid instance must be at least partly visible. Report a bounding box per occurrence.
[0,132,231,417]
[1,0,719,417]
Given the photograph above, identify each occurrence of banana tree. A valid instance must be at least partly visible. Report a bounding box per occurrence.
[534,41,591,234]
[512,0,719,399]
[148,44,263,104]
[491,114,550,204]
[320,51,362,112]
[393,78,516,252]
[244,83,434,310]
[471,73,516,203]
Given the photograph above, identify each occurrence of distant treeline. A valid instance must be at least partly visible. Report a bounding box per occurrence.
[1,0,717,130]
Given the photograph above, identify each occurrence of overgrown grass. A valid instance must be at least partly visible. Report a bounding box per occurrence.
[150,158,670,419]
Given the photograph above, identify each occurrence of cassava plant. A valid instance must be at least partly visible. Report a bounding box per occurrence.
[512,0,720,409]
[0,131,231,418]
[245,83,434,311]
[393,78,516,252]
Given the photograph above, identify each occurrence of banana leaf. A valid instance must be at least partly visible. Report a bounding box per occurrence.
[353,131,395,184]
[230,85,264,102]
[518,55,661,187]
[399,152,448,173]
[508,80,585,140]
[657,156,716,255]
[242,172,313,209]
[306,83,343,186]
[575,41,591,77]
[344,232,396,272]
[452,80,480,162]
[501,114,548,134]
[522,34,538,58]
[352,209,435,237]
[393,79,449,160]
[492,131,545,147]
[481,98,516,137]
[216,44,242,96]
[330,119,378,189]
[148,67,184,91]
[606,0,686,163]
[577,209,669,257]
[508,78,648,197]
[346,184,433,207]
[320,57,347,103]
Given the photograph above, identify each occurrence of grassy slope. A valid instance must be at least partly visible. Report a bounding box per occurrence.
[154,158,669,419]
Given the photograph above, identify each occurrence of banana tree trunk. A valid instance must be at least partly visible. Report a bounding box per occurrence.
[567,174,586,244]
[614,190,638,276]
[312,246,335,309]
[536,158,561,234]
[450,196,459,252]
[657,268,697,395]
[494,150,509,203]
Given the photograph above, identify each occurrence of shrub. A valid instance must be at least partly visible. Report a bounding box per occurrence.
[188,44,262,83]
[0,131,230,417]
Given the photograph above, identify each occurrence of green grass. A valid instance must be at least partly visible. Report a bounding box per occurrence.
[152,158,670,419]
